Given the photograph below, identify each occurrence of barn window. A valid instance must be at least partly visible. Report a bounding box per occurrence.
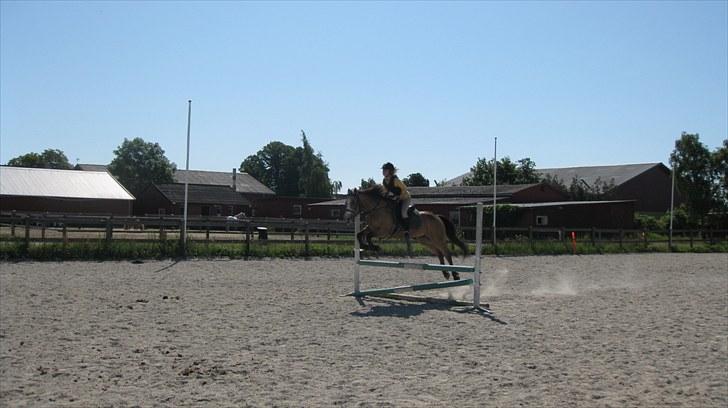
[293,205,302,217]
[536,215,548,226]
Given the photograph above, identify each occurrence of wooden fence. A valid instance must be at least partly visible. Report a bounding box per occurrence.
[0,212,725,254]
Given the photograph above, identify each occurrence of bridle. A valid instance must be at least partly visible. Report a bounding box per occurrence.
[344,190,388,218]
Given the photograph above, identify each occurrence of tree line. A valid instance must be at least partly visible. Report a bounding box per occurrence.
[6,132,726,226]
[5,131,343,199]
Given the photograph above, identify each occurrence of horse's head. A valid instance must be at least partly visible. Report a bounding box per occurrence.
[343,188,359,221]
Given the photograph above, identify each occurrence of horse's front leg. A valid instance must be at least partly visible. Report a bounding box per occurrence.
[366,232,381,252]
[357,228,371,250]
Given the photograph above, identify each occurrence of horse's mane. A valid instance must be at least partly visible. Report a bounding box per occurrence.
[359,184,385,197]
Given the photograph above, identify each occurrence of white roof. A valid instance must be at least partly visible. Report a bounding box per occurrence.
[0,166,135,200]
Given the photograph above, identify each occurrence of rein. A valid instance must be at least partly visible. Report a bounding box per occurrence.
[346,190,389,218]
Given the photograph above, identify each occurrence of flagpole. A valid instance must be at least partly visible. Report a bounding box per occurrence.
[669,157,675,249]
[183,100,191,249]
[492,136,497,250]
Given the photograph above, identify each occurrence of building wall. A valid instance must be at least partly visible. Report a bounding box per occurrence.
[612,165,677,213]
[134,187,173,215]
[1,196,132,216]
[134,187,249,217]
[518,202,635,229]
[459,201,635,230]
[510,184,569,203]
[253,196,334,218]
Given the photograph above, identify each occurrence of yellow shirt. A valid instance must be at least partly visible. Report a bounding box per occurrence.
[383,176,411,200]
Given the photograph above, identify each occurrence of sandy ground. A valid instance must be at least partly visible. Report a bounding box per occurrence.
[0,253,726,407]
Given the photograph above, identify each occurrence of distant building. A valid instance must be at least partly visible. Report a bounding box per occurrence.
[74,163,110,172]
[0,166,134,215]
[134,183,250,216]
[308,184,567,223]
[459,200,636,230]
[253,196,341,219]
[446,163,677,213]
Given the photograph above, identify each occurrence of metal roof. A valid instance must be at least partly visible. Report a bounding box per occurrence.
[460,200,636,208]
[154,183,251,206]
[173,170,274,195]
[445,163,665,188]
[0,166,135,200]
[74,163,110,172]
[308,196,508,207]
[537,163,665,187]
[409,184,539,197]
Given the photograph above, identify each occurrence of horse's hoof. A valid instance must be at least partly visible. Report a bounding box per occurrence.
[452,273,460,281]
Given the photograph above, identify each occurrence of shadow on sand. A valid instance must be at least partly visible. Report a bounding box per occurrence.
[350,298,507,324]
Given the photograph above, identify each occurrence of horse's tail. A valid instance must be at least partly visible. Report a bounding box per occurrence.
[438,215,469,258]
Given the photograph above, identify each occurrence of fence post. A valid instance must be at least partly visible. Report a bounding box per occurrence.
[642,229,648,248]
[689,230,694,249]
[560,227,567,251]
[178,219,185,249]
[41,219,46,242]
[62,224,68,248]
[160,223,166,241]
[105,218,113,242]
[619,229,624,250]
[528,225,534,252]
[10,211,16,237]
[304,222,310,258]
[245,221,251,259]
[205,226,210,242]
[590,227,596,246]
[24,216,30,247]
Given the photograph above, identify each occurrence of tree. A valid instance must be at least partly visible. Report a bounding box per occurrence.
[7,148,72,169]
[540,174,615,201]
[670,132,715,225]
[240,131,334,198]
[330,180,343,195]
[108,138,176,196]
[297,131,332,197]
[463,156,541,186]
[402,172,430,187]
[360,178,376,188]
[712,139,728,213]
[241,141,299,195]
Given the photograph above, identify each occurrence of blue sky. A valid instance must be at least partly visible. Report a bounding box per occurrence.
[1,1,726,189]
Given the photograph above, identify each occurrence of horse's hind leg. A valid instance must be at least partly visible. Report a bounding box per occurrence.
[435,251,451,280]
[420,237,451,280]
[444,250,460,280]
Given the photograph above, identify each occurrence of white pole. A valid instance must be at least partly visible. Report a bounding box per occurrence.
[474,202,483,309]
[669,158,675,246]
[492,137,497,248]
[354,214,361,294]
[183,100,191,246]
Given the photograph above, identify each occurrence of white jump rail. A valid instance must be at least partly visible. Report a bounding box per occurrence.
[348,202,492,314]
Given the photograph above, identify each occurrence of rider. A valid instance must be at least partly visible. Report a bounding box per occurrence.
[381,162,412,231]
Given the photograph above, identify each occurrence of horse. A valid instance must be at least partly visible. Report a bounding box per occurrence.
[344,185,469,280]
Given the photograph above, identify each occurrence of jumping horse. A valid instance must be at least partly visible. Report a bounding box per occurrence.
[344,186,468,280]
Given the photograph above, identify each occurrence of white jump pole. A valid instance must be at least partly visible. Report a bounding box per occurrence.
[474,202,483,309]
[354,214,361,294]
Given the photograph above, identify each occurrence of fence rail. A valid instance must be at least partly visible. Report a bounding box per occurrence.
[0,212,726,256]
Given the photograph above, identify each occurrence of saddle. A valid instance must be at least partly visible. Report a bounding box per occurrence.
[392,202,422,231]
